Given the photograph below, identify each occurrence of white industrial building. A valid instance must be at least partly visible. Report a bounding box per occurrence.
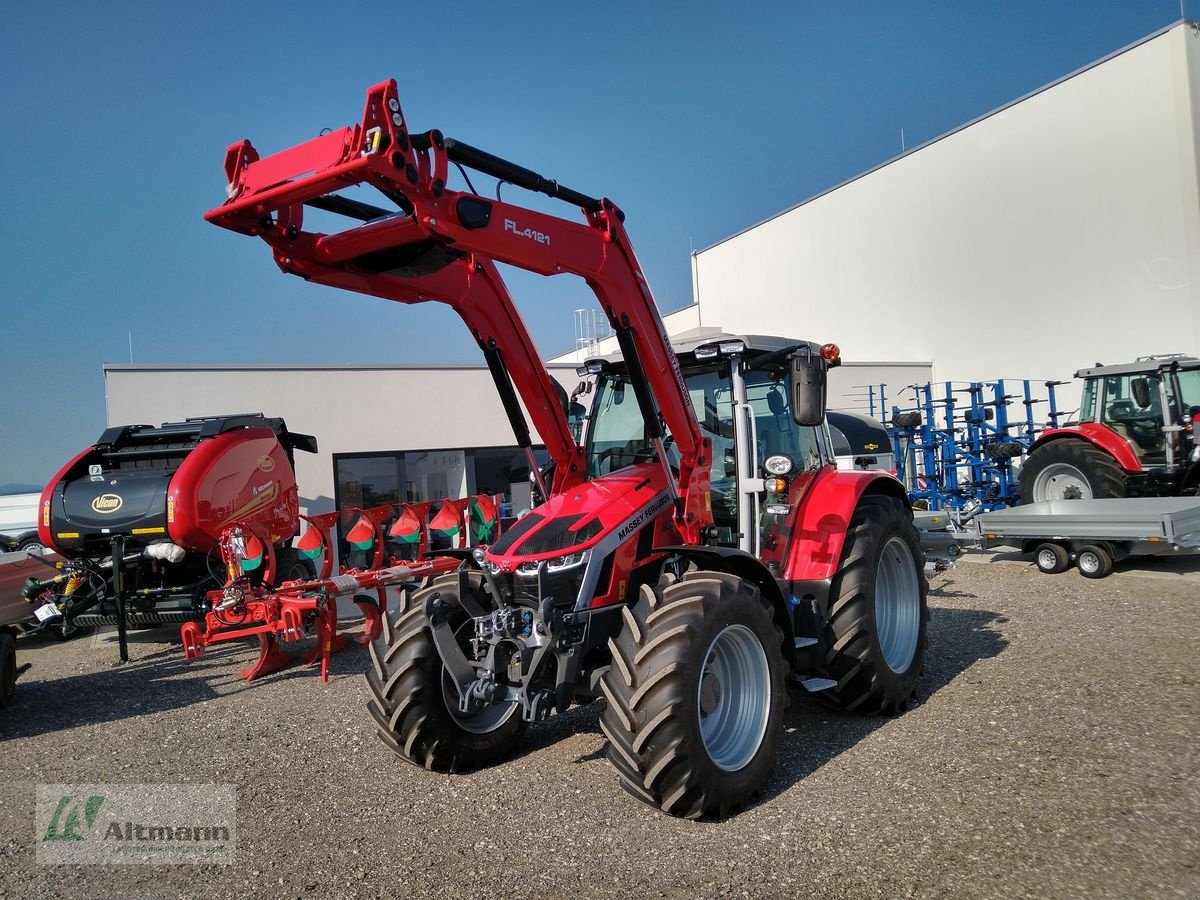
[106,20,1200,521]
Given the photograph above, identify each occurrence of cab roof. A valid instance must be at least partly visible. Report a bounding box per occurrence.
[1076,354,1200,379]
[590,327,819,366]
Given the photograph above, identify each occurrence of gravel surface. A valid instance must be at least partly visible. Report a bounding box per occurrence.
[1,560,1197,899]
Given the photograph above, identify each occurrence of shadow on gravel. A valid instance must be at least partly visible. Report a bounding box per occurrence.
[491,604,1011,809]
[2,630,373,740]
[749,604,1010,812]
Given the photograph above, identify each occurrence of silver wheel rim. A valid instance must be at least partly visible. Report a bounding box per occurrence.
[1032,463,1092,501]
[698,624,771,772]
[1037,547,1060,571]
[440,621,518,734]
[1079,551,1100,574]
[876,537,921,674]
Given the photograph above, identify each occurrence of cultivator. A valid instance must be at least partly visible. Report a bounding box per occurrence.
[879,379,1066,511]
[179,494,503,681]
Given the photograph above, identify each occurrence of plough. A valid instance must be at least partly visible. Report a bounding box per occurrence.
[180,494,503,681]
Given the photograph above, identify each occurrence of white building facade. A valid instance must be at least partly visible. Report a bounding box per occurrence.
[690,21,1200,415]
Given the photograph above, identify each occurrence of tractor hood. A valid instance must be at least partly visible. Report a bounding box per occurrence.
[484,462,673,571]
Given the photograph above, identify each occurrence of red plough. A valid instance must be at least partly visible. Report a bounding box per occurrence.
[180,495,503,681]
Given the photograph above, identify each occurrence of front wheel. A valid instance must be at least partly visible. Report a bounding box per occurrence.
[365,572,524,771]
[818,494,928,714]
[1018,439,1127,503]
[600,571,787,819]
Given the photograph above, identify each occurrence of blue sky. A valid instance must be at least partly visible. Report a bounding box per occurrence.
[0,1,1186,487]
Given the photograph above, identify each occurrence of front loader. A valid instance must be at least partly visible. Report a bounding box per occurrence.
[205,80,928,818]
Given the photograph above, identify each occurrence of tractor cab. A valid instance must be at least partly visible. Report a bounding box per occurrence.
[1078,355,1200,471]
[581,330,836,555]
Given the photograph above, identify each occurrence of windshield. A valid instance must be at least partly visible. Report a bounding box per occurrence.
[586,359,823,478]
[1175,368,1200,413]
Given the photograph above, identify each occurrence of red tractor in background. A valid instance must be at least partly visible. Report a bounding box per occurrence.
[1019,355,1200,503]
[206,80,928,818]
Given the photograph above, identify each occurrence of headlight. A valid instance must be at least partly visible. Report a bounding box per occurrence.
[764,454,794,476]
[516,550,591,578]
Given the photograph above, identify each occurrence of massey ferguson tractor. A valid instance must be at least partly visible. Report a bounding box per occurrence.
[205,80,928,818]
[1019,355,1200,503]
[22,414,317,654]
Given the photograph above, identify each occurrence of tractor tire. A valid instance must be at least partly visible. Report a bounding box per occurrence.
[0,632,16,709]
[817,495,928,715]
[599,571,787,819]
[1018,439,1127,503]
[366,572,523,772]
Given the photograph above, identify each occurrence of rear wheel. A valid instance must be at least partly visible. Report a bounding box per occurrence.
[818,495,928,714]
[1034,542,1070,575]
[600,571,787,819]
[366,572,523,771]
[1076,544,1113,579]
[1018,440,1127,503]
[0,633,16,708]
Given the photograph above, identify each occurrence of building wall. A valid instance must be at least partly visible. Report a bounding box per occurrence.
[104,364,580,514]
[692,23,1200,416]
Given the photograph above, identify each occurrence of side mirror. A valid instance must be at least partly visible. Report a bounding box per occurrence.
[790,350,827,427]
[1130,377,1151,409]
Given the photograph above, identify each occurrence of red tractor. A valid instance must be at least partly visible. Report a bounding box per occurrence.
[1019,355,1200,503]
[206,80,928,818]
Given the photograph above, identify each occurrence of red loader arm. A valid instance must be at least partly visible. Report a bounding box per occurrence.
[205,79,711,541]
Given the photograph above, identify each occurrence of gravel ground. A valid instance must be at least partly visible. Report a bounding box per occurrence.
[1,559,1197,899]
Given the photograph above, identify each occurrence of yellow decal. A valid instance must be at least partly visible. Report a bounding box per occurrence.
[167,495,175,523]
[56,531,80,539]
[218,482,280,528]
[864,443,879,451]
[132,526,166,535]
[91,493,123,514]
[704,491,711,512]
[618,579,627,599]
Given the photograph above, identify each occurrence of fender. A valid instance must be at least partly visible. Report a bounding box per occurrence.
[37,445,94,552]
[1028,424,1143,473]
[653,544,793,648]
[783,467,909,584]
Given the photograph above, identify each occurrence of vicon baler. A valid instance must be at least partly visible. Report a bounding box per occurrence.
[23,414,317,657]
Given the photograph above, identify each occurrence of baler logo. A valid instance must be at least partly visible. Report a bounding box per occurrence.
[91,494,123,514]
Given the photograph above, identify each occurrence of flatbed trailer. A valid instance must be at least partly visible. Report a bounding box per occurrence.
[969,498,1200,577]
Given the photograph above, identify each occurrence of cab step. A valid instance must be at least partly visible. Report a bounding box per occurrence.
[790,675,837,693]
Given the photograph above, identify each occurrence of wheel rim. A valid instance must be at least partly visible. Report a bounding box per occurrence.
[697,624,771,772]
[440,621,519,735]
[1032,463,1092,501]
[1078,551,1099,574]
[1037,547,1059,571]
[875,537,921,674]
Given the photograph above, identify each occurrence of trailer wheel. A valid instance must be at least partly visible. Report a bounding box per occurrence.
[0,632,16,709]
[1034,542,1070,575]
[599,571,787,819]
[366,572,523,772]
[1018,439,1127,503]
[1076,544,1113,579]
[818,494,928,714]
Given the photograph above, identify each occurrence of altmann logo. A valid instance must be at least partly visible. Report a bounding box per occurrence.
[37,783,237,864]
[503,218,551,246]
[91,493,123,514]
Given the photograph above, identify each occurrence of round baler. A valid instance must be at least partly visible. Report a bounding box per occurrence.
[24,414,317,640]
